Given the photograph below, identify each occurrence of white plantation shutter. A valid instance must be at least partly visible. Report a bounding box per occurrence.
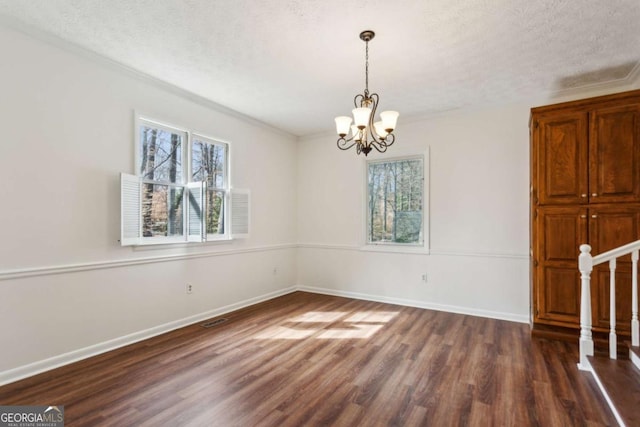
[230,189,250,238]
[120,173,141,246]
[187,181,206,242]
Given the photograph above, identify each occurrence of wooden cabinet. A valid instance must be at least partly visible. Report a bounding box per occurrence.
[534,103,640,206]
[531,90,640,339]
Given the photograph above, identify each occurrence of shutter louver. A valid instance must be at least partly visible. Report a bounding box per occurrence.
[187,181,206,242]
[120,173,141,246]
[230,189,250,238]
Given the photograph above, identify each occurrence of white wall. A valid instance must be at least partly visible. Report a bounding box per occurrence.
[0,25,298,381]
[297,104,532,322]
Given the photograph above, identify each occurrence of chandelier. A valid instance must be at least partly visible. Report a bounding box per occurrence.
[335,30,399,156]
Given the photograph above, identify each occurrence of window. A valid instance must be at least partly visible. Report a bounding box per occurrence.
[191,135,227,237]
[366,156,424,246]
[121,115,248,246]
[138,121,187,240]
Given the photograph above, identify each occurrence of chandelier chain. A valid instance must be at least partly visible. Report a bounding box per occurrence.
[365,40,369,94]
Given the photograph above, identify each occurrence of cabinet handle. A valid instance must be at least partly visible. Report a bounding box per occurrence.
[580,215,587,218]
[592,214,598,218]
[591,193,598,197]
[581,194,587,198]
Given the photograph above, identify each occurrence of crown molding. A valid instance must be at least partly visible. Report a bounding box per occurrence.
[0,17,295,139]
[629,61,640,89]
[548,65,640,102]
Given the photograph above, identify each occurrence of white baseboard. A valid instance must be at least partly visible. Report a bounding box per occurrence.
[297,285,529,324]
[0,286,297,387]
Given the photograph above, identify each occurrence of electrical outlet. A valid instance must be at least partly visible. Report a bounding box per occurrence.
[186,283,193,294]
[421,273,428,283]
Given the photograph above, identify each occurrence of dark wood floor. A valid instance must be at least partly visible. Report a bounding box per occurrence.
[0,292,617,426]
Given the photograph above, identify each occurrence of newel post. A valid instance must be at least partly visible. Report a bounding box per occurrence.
[578,244,594,371]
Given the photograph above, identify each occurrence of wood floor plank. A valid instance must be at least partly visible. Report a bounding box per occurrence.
[0,292,619,426]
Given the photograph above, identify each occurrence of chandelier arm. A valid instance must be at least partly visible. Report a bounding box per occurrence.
[382,133,396,147]
[368,140,387,154]
[367,93,382,142]
[353,93,365,108]
[337,136,358,151]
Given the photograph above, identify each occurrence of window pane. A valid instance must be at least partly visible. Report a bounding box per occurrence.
[141,184,184,237]
[139,125,183,183]
[192,139,225,188]
[206,190,225,235]
[367,158,423,244]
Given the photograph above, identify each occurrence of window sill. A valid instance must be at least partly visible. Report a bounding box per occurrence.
[131,237,233,252]
[359,244,430,255]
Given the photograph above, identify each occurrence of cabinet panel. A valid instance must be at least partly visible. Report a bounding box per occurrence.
[589,205,640,255]
[535,207,587,325]
[589,205,640,331]
[535,113,588,205]
[540,207,587,262]
[537,267,581,324]
[590,104,640,203]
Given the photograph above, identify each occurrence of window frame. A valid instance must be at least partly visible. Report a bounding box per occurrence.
[130,114,232,246]
[362,149,430,253]
[135,116,188,243]
[190,133,230,241]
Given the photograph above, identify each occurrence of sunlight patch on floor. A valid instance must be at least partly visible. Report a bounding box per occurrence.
[317,324,383,339]
[252,311,399,340]
[288,312,347,323]
[344,311,398,323]
[253,326,316,340]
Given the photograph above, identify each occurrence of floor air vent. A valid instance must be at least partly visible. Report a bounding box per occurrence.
[200,318,229,328]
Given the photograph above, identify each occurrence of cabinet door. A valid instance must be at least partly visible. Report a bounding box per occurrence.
[589,205,640,332]
[534,206,588,326]
[534,112,588,205]
[589,104,640,203]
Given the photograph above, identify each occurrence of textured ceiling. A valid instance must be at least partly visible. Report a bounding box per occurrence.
[1,0,639,136]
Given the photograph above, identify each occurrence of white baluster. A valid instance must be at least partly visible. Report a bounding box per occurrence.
[609,258,617,359]
[578,244,594,370]
[632,250,639,347]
